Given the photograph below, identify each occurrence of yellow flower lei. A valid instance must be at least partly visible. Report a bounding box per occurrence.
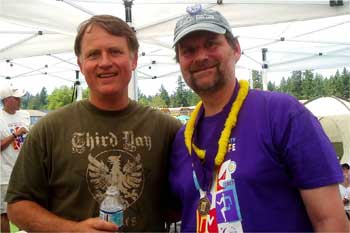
[184,80,249,166]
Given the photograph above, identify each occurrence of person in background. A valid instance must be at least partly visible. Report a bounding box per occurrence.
[6,15,181,232]
[169,5,349,232]
[0,84,30,232]
[341,163,349,187]
[339,163,350,219]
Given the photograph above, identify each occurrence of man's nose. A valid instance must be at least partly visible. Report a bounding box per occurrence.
[99,53,112,67]
[194,47,209,61]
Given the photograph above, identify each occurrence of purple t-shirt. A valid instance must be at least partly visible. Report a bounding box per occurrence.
[169,84,343,232]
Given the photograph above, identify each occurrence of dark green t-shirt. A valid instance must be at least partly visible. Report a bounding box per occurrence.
[6,100,181,232]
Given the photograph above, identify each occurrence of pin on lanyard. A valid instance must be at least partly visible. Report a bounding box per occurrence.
[192,163,211,216]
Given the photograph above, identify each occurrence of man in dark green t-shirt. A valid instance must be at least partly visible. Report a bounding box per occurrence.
[6,15,181,232]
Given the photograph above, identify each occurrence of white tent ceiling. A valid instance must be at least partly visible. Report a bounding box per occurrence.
[0,0,350,94]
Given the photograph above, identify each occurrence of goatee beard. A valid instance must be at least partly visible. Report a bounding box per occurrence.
[189,64,227,94]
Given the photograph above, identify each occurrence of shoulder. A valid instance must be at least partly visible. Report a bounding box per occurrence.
[45,101,84,118]
[131,102,162,116]
[246,89,308,118]
[248,89,301,107]
[32,102,80,129]
[132,102,182,127]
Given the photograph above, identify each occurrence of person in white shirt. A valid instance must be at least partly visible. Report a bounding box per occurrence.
[339,163,350,219]
[0,84,30,232]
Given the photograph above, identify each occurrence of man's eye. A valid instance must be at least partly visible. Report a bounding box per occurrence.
[87,52,98,59]
[181,48,195,55]
[110,49,122,55]
[206,40,216,48]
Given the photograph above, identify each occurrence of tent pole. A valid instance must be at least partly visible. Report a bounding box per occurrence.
[124,0,138,101]
[75,70,83,101]
[262,48,268,91]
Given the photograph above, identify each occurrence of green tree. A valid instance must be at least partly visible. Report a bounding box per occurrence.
[323,77,332,96]
[47,86,74,110]
[278,77,288,93]
[267,81,277,91]
[21,87,48,110]
[137,88,151,106]
[158,85,170,107]
[341,67,350,99]
[21,93,31,109]
[171,76,189,107]
[39,87,48,109]
[288,71,303,99]
[333,70,343,97]
[28,94,41,109]
[313,73,325,97]
[301,70,314,99]
[149,94,167,107]
[252,70,262,89]
[187,90,200,106]
[83,88,89,99]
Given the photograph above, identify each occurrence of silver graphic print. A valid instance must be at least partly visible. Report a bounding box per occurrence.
[86,149,144,208]
[72,131,151,154]
[72,132,87,154]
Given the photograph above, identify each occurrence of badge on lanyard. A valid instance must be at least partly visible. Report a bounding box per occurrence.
[195,160,244,233]
[214,160,243,232]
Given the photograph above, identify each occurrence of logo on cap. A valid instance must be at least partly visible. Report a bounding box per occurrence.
[173,5,234,46]
[186,4,202,15]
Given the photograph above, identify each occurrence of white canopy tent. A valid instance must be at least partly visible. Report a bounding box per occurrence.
[319,115,350,163]
[0,0,350,97]
[304,96,350,116]
[304,97,350,163]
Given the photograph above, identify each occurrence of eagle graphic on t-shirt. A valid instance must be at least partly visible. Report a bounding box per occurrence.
[86,151,144,207]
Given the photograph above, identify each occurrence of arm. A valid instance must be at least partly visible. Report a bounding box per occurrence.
[0,127,28,151]
[345,188,350,204]
[1,133,16,151]
[8,200,118,232]
[300,184,349,232]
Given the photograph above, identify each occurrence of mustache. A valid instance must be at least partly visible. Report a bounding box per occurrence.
[189,60,219,73]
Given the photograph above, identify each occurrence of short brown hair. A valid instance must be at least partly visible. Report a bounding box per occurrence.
[74,15,139,57]
[174,31,238,62]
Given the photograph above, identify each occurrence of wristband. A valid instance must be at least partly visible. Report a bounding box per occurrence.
[12,133,17,139]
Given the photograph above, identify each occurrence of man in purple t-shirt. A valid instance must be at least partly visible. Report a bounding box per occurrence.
[169,5,348,232]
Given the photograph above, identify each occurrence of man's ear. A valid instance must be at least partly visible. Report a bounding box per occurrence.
[233,41,241,63]
[131,52,138,71]
[77,57,82,71]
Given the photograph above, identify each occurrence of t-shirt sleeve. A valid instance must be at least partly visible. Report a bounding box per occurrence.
[168,116,183,137]
[5,119,50,207]
[269,95,343,189]
[160,113,182,146]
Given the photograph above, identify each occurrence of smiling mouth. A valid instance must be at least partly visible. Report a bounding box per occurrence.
[97,72,118,78]
[191,66,216,75]
[190,62,219,74]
